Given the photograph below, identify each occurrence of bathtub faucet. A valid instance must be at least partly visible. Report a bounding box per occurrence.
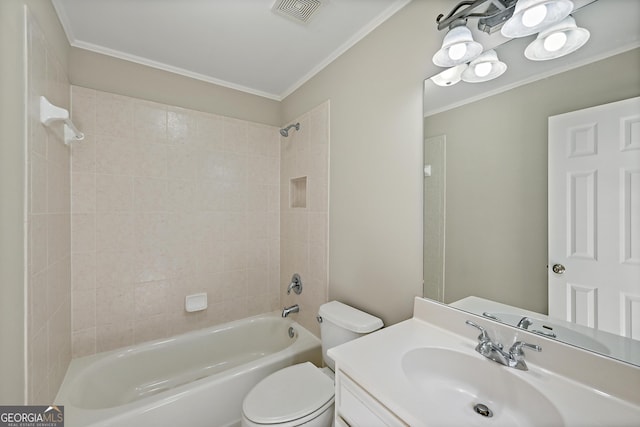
[282,304,299,318]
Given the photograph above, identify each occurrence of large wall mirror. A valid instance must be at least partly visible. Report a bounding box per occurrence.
[423,0,640,366]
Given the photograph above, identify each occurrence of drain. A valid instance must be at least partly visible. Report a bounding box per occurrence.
[288,326,296,338]
[473,403,493,418]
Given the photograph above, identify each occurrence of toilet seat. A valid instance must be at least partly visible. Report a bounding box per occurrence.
[242,362,335,425]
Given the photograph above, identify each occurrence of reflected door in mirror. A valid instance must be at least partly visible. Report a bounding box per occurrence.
[548,96,640,339]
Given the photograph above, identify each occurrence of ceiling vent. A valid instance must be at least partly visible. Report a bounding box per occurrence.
[272,0,322,23]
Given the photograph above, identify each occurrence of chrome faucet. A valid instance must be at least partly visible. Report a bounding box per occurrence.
[515,316,557,338]
[287,273,303,295]
[466,320,541,371]
[508,341,543,370]
[516,316,534,329]
[281,304,299,318]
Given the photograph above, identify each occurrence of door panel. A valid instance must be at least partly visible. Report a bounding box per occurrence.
[549,96,640,338]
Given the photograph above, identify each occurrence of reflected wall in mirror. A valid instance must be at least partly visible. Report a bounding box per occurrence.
[423,0,640,365]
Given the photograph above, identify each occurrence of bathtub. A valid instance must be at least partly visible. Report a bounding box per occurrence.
[56,312,321,427]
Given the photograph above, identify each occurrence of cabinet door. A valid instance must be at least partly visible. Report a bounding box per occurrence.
[336,371,408,427]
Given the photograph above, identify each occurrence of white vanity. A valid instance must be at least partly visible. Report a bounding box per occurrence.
[329,297,640,426]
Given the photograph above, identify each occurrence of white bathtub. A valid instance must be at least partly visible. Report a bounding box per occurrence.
[56,313,321,427]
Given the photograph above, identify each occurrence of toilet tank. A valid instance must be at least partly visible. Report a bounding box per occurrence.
[318,301,383,371]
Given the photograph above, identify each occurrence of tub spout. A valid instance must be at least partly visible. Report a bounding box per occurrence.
[282,304,299,318]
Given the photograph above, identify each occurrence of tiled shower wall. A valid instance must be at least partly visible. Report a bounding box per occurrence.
[26,11,72,403]
[280,102,330,337]
[70,87,282,357]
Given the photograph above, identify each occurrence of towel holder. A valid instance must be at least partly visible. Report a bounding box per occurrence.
[39,96,84,145]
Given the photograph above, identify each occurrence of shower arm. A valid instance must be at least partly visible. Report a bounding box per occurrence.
[280,122,300,137]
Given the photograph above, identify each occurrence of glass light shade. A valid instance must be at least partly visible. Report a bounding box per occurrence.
[501,0,574,38]
[524,16,590,61]
[430,64,468,87]
[461,50,507,83]
[432,25,483,67]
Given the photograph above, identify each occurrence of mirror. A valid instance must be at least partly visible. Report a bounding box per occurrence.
[423,0,640,365]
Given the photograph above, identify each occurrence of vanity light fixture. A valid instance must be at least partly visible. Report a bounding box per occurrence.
[431,0,589,86]
[432,20,484,67]
[461,49,507,82]
[524,15,590,60]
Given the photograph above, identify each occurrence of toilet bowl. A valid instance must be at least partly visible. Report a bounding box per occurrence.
[241,301,383,427]
[242,363,334,427]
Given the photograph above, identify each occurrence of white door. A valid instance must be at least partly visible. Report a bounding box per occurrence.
[549,96,640,339]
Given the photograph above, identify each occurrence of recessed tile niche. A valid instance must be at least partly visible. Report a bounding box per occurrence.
[290,176,307,208]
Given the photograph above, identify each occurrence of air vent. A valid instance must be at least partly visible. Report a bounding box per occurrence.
[272,0,322,23]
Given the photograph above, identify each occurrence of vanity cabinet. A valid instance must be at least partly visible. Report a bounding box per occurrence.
[334,369,408,427]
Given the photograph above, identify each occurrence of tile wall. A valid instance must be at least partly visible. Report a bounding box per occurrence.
[70,87,282,356]
[280,102,330,336]
[26,12,72,403]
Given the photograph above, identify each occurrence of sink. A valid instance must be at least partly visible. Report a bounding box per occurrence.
[402,347,564,426]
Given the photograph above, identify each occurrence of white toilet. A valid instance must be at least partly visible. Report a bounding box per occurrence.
[241,301,384,427]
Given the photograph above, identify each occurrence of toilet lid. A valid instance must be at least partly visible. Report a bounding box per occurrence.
[243,362,334,424]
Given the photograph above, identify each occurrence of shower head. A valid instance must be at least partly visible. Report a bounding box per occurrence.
[280,122,300,137]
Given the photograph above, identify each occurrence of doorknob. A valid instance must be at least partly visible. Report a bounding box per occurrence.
[552,264,565,274]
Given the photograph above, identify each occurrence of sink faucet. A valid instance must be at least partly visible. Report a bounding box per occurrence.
[282,304,299,318]
[466,320,541,371]
[515,316,557,338]
[517,316,534,329]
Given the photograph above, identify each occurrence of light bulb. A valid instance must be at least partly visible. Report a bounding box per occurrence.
[474,62,492,77]
[543,31,568,52]
[522,4,547,28]
[448,42,467,61]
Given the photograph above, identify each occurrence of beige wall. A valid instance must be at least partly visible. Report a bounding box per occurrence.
[280,102,330,336]
[70,87,282,356]
[26,9,73,404]
[424,48,640,313]
[0,0,70,404]
[69,48,281,127]
[69,87,330,355]
[281,1,434,326]
[0,0,27,405]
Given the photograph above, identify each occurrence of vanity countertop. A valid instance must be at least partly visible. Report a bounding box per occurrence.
[328,298,640,427]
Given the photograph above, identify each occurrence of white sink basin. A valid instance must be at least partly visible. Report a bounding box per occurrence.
[402,347,564,426]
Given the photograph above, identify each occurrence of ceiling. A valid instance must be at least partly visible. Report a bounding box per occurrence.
[52,0,411,101]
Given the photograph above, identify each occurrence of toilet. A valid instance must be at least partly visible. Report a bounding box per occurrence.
[241,301,384,427]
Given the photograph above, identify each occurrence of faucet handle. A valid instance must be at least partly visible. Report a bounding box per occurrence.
[509,341,542,355]
[287,273,303,295]
[508,341,541,371]
[465,320,491,342]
